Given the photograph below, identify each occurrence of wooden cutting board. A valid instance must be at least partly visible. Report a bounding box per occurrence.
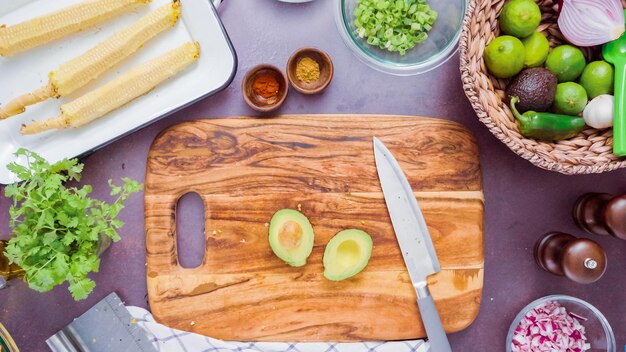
[145,115,484,342]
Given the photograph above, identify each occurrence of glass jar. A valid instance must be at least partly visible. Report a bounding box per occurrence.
[0,240,24,289]
[0,234,111,289]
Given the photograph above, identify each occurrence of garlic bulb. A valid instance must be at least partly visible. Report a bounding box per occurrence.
[583,95,614,129]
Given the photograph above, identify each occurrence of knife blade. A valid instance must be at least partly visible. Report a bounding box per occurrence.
[373,137,452,352]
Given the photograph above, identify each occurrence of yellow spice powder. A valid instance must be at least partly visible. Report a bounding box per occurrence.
[295,57,320,83]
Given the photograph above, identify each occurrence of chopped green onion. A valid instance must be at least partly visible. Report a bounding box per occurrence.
[353,0,437,55]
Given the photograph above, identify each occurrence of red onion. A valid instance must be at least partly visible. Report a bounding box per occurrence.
[558,0,625,46]
[511,301,590,352]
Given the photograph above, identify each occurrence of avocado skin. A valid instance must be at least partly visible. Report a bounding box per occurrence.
[506,68,557,113]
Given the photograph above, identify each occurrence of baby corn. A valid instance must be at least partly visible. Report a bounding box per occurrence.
[0,0,150,57]
[21,42,200,135]
[0,1,180,119]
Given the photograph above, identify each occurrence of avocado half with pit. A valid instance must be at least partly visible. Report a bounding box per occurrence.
[268,209,315,267]
[323,229,373,281]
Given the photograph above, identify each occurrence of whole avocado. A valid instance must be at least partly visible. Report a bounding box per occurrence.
[506,68,557,113]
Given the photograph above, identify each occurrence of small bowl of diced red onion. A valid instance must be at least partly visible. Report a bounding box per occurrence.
[506,295,615,352]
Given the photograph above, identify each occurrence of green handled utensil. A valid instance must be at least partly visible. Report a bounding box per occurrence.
[603,10,626,156]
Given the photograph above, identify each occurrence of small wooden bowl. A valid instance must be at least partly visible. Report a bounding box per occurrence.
[242,64,288,112]
[286,48,333,94]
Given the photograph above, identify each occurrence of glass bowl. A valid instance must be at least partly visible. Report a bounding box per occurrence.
[506,295,616,352]
[335,0,467,76]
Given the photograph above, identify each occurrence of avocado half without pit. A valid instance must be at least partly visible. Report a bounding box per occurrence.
[268,209,315,267]
[323,229,373,281]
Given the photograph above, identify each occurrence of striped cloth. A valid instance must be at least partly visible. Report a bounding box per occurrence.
[127,306,428,352]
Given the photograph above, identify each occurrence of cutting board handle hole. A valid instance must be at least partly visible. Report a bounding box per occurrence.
[176,192,206,269]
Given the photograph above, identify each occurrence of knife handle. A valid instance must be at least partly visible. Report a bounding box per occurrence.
[416,286,452,352]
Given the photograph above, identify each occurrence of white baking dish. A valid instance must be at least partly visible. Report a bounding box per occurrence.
[0,0,236,184]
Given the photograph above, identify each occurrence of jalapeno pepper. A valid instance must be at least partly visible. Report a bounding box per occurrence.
[510,96,586,141]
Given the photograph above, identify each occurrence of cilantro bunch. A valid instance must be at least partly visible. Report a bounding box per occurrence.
[353,0,438,55]
[3,149,142,300]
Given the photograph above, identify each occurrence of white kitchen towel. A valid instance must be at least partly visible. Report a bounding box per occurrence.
[128,306,429,352]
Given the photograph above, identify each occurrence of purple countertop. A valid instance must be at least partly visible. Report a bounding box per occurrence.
[1,1,625,350]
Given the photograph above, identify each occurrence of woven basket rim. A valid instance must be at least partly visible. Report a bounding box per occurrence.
[459,0,626,175]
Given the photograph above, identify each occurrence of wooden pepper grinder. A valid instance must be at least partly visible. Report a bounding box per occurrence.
[573,193,626,240]
[534,232,607,284]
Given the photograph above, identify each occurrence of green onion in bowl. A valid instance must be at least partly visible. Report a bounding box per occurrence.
[353,0,438,55]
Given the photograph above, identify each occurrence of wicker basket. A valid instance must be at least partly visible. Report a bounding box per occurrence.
[460,0,626,174]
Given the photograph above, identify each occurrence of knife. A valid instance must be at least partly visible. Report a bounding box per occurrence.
[373,137,452,352]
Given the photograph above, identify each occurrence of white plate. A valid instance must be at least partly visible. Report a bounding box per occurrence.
[0,0,236,184]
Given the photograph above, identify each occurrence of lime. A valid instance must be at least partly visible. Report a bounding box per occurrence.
[554,82,588,115]
[485,35,526,78]
[579,61,614,99]
[499,0,542,38]
[521,32,549,67]
[545,45,586,82]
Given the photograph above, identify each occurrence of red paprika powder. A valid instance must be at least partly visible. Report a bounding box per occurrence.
[252,73,280,100]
